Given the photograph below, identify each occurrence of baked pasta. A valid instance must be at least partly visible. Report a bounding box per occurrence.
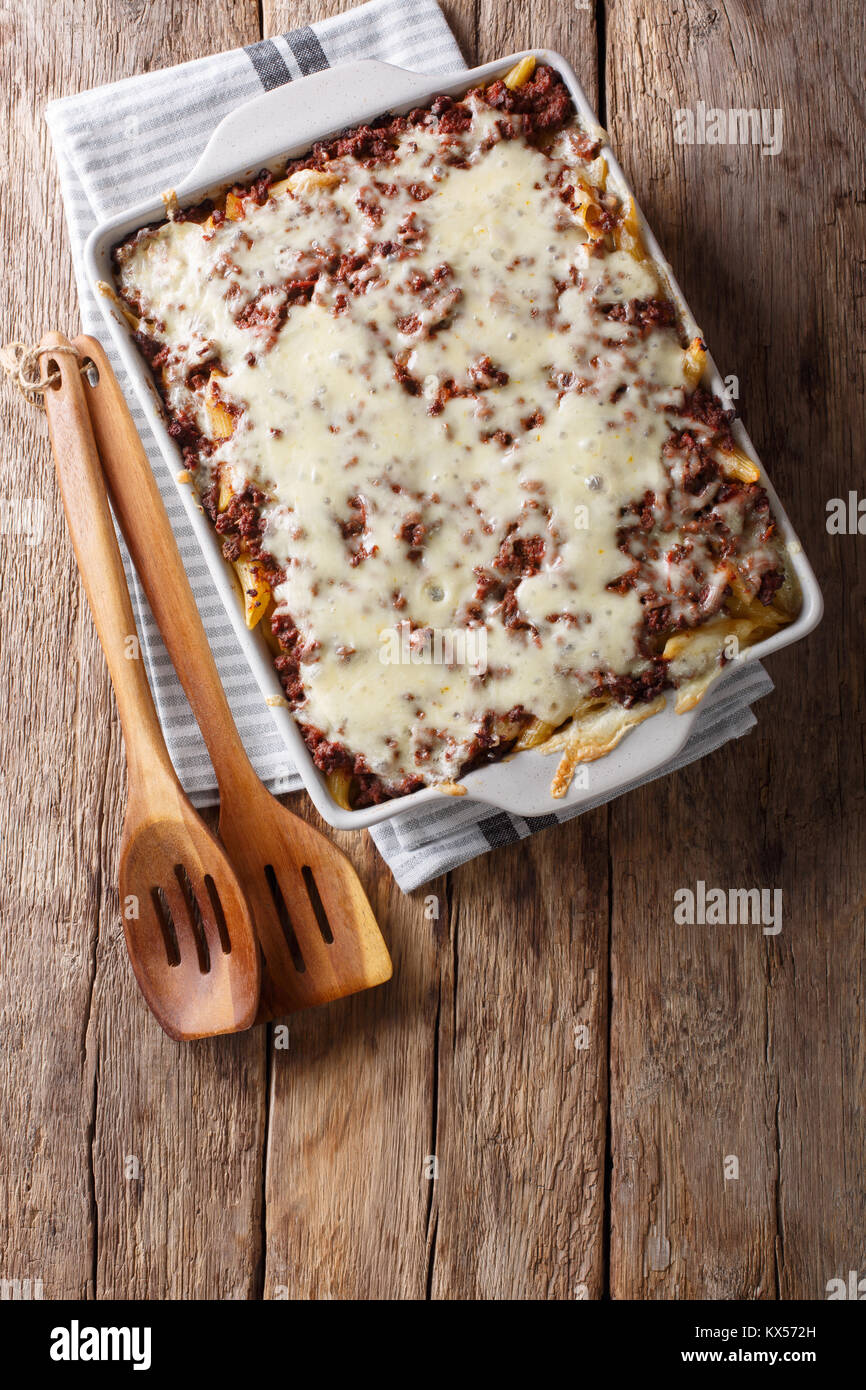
[113,58,798,809]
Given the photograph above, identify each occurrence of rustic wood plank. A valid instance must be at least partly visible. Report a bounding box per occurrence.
[0,0,268,1301]
[429,822,611,1300]
[0,0,130,1304]
[609,789,780,1298]
[258,808,443,1300]
[425,1,611,1301]
[606,0,865,1298]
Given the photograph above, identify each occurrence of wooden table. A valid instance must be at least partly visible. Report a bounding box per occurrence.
[1,0,862,1301]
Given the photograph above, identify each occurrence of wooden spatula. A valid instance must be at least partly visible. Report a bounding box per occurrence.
[74,334,392,1017]
[40,332,261,1041]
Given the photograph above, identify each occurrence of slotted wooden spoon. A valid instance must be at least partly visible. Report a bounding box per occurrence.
[74,334,392,1017]
[41,333,260,1040]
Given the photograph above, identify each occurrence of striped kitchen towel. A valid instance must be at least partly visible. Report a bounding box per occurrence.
[45,0,774,892]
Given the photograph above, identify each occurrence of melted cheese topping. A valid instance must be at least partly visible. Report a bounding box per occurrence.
[115,92,772,792]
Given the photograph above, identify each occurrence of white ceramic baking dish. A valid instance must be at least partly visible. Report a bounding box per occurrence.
[84,50,822,830]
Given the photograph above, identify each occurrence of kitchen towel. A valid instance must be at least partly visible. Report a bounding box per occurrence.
[45,0,774,891]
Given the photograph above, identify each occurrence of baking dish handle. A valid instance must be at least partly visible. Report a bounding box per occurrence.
[176,59,442,196]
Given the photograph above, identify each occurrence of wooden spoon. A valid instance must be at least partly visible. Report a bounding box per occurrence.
[40,332,260,1041]
[74,335,392,1017]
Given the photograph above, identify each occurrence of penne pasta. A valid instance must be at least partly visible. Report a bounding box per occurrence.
[432,781,468,797]
[234,557,271,629]
[218,475,234,512]
[615,195,648,261]
[224,190,244,221]
[205,386,234,441]
[663,617,756,710]
[718,445,761,484]
[503,55,536,90]
[661,617,749,663]
[725,572,762,618]
[723,574,788,632]
[682,337,707,388]
[282,169,341,198]
[326,768,353,810]
[548,696,666,797]
[583,153,608,192]
[574,181,608,242]
[514,717,556,750]
[671,664,727,713]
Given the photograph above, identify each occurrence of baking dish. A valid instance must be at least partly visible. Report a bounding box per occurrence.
[84,50,822,830]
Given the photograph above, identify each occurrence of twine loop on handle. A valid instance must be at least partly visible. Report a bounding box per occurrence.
[0,340,85,409]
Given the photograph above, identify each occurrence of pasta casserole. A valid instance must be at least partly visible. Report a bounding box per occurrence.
[113,58,798,808]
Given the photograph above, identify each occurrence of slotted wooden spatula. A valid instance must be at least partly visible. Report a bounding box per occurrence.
[41,332,261,1040]
[75,335,392,1017]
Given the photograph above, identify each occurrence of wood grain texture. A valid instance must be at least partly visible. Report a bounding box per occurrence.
[1,0,126,1303]
[429,825,611,1300]
[1,0,268,1302]
[1,0,862,1304]
[259,820,442,1299]
[605,0,866,1298]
